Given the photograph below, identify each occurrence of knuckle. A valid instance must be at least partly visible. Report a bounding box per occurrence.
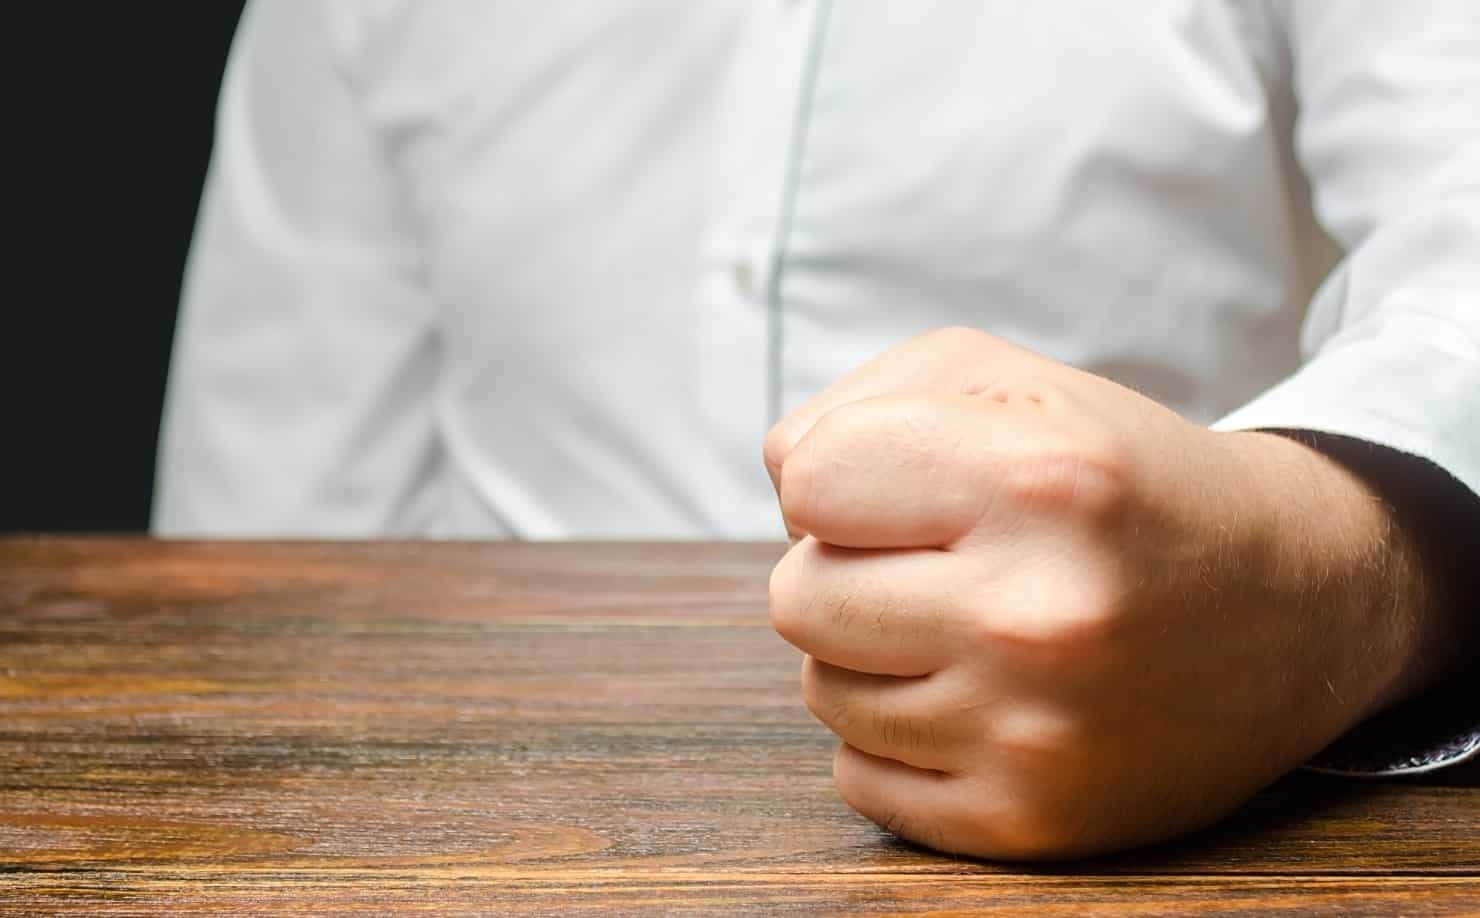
[955,773,1090,860]
[996,443,1131,524]
[1067,431,1135,523]
[961,608,1011,656]
[991,703,1087,761]
[967,382,1134,528]
[990,801,1089,861]
[966,563,1126,654]
[1038,569,1126,647]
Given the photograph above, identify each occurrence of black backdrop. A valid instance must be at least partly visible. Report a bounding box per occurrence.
[6,5,246,531]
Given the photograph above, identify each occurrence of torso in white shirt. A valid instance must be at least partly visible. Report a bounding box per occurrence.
[162,1,1352,538]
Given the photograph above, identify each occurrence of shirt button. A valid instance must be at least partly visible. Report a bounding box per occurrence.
[732,259,755,299]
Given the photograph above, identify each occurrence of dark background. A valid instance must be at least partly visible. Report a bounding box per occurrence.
[7,5,246,531]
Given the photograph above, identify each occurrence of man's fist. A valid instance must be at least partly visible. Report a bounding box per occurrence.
[764,327,1429,860]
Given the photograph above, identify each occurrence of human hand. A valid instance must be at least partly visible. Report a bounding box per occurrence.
[764,327,1425,859]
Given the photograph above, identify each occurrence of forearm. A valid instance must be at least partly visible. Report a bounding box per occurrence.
[1238,430,1477,730]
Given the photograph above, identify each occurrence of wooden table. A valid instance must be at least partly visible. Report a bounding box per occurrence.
[1,538,1476,915]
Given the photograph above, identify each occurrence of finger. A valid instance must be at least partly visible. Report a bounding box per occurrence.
[802,656,962,772]
[832,743,1000,857]
[769,537,969,676]
[780,393,1041,549]
[763,327,1044,486]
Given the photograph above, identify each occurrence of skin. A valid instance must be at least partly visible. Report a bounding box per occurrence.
[763,326,1465,860]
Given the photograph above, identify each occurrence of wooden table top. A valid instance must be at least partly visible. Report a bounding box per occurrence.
[1,538,1476,915]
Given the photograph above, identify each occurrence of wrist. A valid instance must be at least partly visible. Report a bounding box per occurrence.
[1220,430,1428,737]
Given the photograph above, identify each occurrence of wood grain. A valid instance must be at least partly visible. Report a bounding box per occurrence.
[1,538,1476,915]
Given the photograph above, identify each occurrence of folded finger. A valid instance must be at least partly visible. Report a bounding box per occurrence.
[763,327,1043,489]
[780,393,1033,549]
[832,743,994,857]
[802,656,962,772]
[769,537,968,676]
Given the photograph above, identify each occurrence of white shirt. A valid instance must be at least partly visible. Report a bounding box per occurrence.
[155,0,1480,541]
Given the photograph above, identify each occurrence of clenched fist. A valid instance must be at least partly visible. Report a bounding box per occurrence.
[764,327,1441,860]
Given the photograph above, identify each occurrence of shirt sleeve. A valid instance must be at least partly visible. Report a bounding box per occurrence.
[1212,1,1480,774]
[153,0,443,537]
